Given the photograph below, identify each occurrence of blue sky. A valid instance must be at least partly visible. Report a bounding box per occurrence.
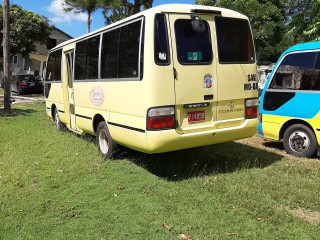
[11,0,195,38]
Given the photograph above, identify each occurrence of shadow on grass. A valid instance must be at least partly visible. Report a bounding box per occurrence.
[0,108,36,117]
[117,142,283,181]
[263,140,284,151]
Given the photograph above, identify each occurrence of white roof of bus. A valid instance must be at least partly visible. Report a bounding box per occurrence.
[51,4,248,51]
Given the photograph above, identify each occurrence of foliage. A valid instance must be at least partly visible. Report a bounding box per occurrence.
[285,0,320,42]
[0,4,51,59]
[103,0,153,25]
[1,103,320,239]
[63,0,118,32]
[196,0,290,62]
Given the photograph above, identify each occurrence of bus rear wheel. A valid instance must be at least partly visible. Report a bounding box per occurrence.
[96,121,117,159]
[283,124,317,158]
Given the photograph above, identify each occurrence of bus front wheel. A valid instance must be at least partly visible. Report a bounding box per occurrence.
[283,124,317,158]
[54,108,65,131]
[96,121,117,159]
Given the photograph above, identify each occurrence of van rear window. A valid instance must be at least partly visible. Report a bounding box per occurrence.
[174,19,212,65]
[216,17,255,63]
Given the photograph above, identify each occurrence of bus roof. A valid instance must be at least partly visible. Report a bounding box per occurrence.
[283,41,320,55]
[50,4,248,52]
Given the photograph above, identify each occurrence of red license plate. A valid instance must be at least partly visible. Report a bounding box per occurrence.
[188,110,205,122]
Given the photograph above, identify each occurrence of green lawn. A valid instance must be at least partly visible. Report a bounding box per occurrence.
[0,103,319,239]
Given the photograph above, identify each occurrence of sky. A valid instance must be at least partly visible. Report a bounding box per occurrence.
[11,0,195,38]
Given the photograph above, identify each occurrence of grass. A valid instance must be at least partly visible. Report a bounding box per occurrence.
[1,103,320,239]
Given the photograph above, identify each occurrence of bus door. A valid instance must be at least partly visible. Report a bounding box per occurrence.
[214,16,257,129]
[168,13,218,134]
[65,50,77,131]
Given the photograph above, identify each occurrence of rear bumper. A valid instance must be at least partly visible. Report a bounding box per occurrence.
[20,85,43,93]
[146,119,258,153]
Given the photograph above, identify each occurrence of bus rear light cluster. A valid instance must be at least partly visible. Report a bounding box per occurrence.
[245,98,258,119]
[147,106,175,130]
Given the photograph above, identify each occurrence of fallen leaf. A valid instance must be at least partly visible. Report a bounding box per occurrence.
[57,169,64,172]
[178,233,192,239]
[162,223,173,232]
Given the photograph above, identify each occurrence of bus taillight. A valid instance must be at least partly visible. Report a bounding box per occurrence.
[245,98,258,119]
[147,106,175,130]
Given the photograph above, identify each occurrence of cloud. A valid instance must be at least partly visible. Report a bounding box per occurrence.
[46,0,87,24]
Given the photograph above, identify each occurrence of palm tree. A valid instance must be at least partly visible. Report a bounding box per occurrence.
[63,0,117,33]
[102,0,153,25]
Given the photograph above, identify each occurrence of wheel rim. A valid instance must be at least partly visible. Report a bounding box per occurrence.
[288,130,310,153]
[99,129,109,154]
[54,110,60,129]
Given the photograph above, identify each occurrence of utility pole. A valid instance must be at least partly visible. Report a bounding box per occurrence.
[3,0,11,114]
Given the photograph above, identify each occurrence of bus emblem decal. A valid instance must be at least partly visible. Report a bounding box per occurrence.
[203,74,212,89]
[90,86,104,106]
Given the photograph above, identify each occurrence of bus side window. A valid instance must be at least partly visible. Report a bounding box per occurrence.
[118,20,142,78]
[269,52,318,91]
[46,49,62,82]
[75,36,100,81]
[154,13,170,65]
[101,29,120,79]
[46,52,55,81]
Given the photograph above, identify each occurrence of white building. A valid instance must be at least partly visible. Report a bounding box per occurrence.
[10,26,72,78]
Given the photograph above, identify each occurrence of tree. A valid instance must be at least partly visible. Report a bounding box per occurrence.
[63,0,118,33]
[0,4,52,58]
[285,0,320,42]
[0,4,51,114]
[102,0,153,24]
[63,0,100,33]
[196,0,290,62]
[2,0,10,114]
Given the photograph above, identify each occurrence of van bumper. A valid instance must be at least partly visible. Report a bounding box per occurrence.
[146,119,258,153]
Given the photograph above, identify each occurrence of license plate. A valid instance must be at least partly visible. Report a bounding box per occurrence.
[30,83,35,86]
[188,110,205,122]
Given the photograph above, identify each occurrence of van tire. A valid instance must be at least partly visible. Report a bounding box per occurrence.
[96,121,117,159]
[283,124,317,158]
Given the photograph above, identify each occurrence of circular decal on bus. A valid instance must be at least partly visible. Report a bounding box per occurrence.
[204,74,213,89]
[90,86,105,106]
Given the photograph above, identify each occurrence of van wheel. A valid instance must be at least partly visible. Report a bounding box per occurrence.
[54,108,65,131]
[283,124,317,158]
[96,121,117,159]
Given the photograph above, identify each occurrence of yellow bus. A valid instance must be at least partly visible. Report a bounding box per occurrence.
[45,4,258,159]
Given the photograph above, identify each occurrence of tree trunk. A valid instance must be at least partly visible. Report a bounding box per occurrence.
[87,11,92,33]
[133,0,140,14]
[3,0,11,115]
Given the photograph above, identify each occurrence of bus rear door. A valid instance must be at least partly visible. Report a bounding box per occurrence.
[168,13,218,134]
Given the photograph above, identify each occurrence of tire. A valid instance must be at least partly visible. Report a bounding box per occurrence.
[283,124,317,158]
[96,121,117,159]
[53,108,65,131]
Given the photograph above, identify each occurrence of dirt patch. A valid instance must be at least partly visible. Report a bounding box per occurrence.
[0,94,44,106]
[285,207,320,225]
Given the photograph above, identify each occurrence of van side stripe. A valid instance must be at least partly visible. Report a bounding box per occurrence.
[108,122,145,133]
[75,114,92,120]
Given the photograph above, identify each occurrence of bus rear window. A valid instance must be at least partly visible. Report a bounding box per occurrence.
[216,17,255,63]
[174,19,212,65]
